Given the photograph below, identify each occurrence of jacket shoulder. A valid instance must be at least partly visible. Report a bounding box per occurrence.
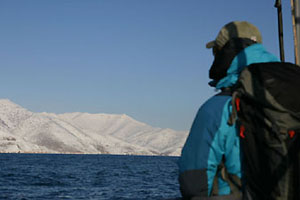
[200,94,231,117]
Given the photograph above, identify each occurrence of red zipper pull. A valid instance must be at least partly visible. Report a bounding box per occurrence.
[288,130,295,138]
[240,125,245,139]
[235,98,241,112]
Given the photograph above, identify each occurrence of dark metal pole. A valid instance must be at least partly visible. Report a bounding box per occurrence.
[293,0,300,65]
[291,0,299,64]
[275,0,285,62]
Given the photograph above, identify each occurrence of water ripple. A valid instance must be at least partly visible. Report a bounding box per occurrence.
[0,154,181,199]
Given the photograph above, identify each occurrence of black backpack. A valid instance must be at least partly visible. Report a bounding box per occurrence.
[228,62,300,200]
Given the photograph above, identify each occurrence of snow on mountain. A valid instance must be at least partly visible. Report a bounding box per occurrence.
[0,99,188,156]
[0,99,33,132]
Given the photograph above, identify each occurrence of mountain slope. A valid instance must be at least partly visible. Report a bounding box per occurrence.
[0,99,188,156]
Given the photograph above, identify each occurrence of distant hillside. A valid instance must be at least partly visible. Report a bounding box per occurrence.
[0,99,188,156]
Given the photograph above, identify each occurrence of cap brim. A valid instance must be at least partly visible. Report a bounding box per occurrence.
[206,40,215,49]
[208,80,218,87]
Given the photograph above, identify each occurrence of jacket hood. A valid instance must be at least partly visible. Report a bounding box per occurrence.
[209,38,256,81]
[214,43,280,89]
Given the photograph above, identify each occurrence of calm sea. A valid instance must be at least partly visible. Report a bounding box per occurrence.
[0,153,181,200]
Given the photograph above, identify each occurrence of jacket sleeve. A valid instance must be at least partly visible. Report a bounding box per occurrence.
[178,96,240,199]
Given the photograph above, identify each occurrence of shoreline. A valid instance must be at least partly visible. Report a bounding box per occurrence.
[0,151,179,157]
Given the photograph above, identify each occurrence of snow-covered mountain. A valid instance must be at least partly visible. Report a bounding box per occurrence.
[0,99,188,156]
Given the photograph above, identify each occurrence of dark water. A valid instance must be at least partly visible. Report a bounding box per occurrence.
[0,154,181,200]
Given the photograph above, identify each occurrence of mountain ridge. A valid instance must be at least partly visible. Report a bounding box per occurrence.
[0,99,188,156]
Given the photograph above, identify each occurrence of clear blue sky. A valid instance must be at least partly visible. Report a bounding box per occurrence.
[0,0,295,131]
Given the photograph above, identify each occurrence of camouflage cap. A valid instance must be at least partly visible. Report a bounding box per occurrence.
[206,21,262,49]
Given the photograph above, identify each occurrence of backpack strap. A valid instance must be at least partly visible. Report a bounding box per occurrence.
[211,157,242,199]
[228,91,238,126]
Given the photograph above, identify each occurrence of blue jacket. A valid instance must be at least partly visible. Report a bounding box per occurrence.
[178,43,279,198]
